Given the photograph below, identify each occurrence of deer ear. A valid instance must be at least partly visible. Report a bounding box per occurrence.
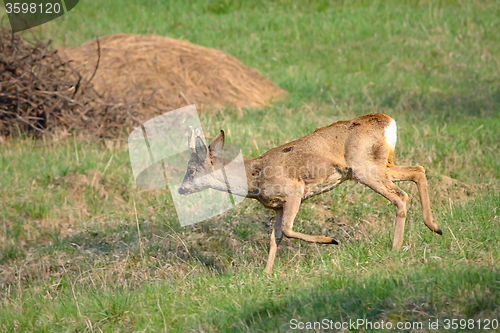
[209,130,225,156]
[195,137,208,160]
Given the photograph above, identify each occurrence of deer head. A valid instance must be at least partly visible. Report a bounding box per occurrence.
[178,126,226,195]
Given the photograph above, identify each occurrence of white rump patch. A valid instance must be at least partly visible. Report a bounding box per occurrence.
[384,119,397,150]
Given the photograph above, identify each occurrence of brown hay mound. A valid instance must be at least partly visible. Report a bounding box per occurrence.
[0,30,287,138]
[58,34,288,115]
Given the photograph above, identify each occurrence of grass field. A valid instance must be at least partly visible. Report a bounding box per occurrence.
[1,0,500,331]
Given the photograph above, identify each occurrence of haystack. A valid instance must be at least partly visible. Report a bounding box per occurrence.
[1,31,286,138]
[58,34,287,115]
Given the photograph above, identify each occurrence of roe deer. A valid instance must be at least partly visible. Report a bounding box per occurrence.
[178,113,442,272]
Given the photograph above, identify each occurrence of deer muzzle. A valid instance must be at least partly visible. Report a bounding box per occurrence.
[178,186,190,195]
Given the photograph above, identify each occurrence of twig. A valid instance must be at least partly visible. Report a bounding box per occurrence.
[87,36,101,84]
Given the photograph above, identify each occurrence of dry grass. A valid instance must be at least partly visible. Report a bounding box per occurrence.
[1,30,287,139]
[58,34,288,115]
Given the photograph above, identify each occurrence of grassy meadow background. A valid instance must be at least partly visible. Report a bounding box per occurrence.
[1,0,499,331]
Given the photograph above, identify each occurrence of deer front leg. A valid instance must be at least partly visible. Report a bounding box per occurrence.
[281,194,338,244]
[265,209,283,273]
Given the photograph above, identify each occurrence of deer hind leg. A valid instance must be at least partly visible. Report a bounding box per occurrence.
[387,165,442,235]
[265,209,284,273]
[280,195,338,244]
[353,169,410,250]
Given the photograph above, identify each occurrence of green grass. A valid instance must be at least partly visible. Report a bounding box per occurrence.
[26,0,500,113]
[2,265,499,332]
[1,0,500,331]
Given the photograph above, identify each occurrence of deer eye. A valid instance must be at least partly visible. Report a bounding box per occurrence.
[188,169,195,177]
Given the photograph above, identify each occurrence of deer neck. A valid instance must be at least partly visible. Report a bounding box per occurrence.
[210,156,260,198]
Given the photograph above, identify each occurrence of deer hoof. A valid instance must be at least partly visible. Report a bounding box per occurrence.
[328,237,339,245]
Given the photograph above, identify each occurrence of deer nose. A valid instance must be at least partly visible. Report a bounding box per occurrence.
[178,187,188,195]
